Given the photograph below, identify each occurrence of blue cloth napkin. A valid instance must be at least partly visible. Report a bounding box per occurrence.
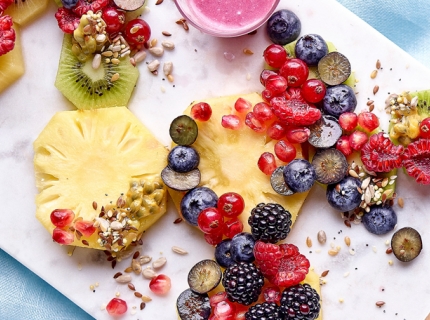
[2,0,430,319]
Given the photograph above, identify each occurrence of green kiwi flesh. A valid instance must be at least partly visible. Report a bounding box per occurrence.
[55,34,139,110]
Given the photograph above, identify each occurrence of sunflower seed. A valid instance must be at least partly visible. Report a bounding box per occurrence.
[139,255,152,265]
[161,41,175,50]
[172,246,188,255]
[163,61,173,76]
[92,54,101,69]
[115,274,132,283]
[344,236,351,247]
[132,259,142,274]
[370,70,378,79]
[152,257,167,269]
[317,230,327,244]
[134,50,147,63]
[142,268,157,279]
[328,249,339,256]
[147,60,160,72]
[349,169,359,178]
[149,46,164,57]
[361,177,371,190]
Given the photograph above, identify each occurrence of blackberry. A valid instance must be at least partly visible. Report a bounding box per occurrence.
[61,0,79,9]
[245,302,281,320]
[222,262,264,305]
[248,203,292,243]
[280,283,321,320]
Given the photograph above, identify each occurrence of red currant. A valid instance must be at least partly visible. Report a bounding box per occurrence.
[221,115,241,130]
[349,130,368,150]
[420,117,430,138]
[52,227,74,245]
[265,75,288,96]
[149,274,171,295]
[253,102,274,122]
[357,112,379,132]
[191,102,212,121]
[223,218,243,238]
[197,207,225,234]
[50,209,75,228]
[106,298,127,316]
[274,139,296,162]
[101,6,125,34]
[74,220,96,237]
[267,121,287,140]
[234,97,252,113]
[245,112,266,133]
[285,126,310,143]
[263,44,288,69]
[336,135,352,156]
[301,79,326,103]
[124,18,151,49]
[217,192,245,218]
[204,232,223,246]
[279,58,309,87]
[339,112,358,131]
[260,69,278,86]
[258,152,277,175]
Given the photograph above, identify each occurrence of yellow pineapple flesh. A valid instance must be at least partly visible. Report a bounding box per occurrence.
[5,0,49,26]
[168,92,310,233]
[0,25,24,94]
[34,107,168,251]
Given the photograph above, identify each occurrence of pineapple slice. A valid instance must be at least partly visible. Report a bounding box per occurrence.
[169,92,310,232]
[5,0,49,26]
[0,25,24,94]
[34,107,168,251]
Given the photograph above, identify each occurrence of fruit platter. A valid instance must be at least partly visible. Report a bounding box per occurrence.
[2,0,430,319]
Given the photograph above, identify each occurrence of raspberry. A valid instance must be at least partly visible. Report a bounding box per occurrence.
[361,132,404,172]
[403,138,430,184]
[0,0,13,15]
[55,8,80,34]
[271,97,321,126]
[280,283,321,320]
[254,241,310,287]
[0,15,15,56]
[72,0,109,16]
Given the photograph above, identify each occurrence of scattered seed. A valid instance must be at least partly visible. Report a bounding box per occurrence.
[386,247,393,254]
[134,50,147,64]
[328,249,339,256]
[163,61,173,76]
[343,272,350,277]
[176,18,189,31]
[130,26,139,34]
[344,236,351,247]
[132,259,142,274]
[243,48,253,55]
[115,274,132,284]
[82,240,89,246]
[133,251,140,260]
[317,230,327,244]
[398,197,404,208]
[376,301,385,307]
[373,85,379,95]
[149,46,164,57]
[141,295,152,303]
[155,0,163,4]
[92,201,97,210]
[388,260,393,265]
[134,292,143,298]
[128,283,136,291]
[306,237,312,248]
[172,246,188,255]
[370,70,378,79]
[369,104,375,112]
[152,257,167,269]
[111,73,120,82]
[366,100,374,106]
[376,59,381,69]
[140,302,146,310]
[321,270,329,277]
[349,169,359,178]
[124,267,133,273]
[142,268,157,279]
[113,272,122,279]
[147,60,160,73]
[349,248,356,255]
[173,217,183,224]
[139,255,152,265]
[92,54,101,69]
[167,74,174,82]
[344,219,351,228]
[161,41,175,50]
[111,58,120,65]
[162,31,172,36]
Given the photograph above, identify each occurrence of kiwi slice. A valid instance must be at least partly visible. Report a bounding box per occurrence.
[55,34,139,110]
[311,148,348,184]
[318,52,351,86]
[188,260,222,294]
[161,166,201,191]
[170,115,198,146]
[271,166,294,195]
[391,227,422,262]
[176,288,211,320]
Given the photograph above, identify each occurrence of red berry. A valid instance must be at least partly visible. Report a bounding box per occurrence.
[204,232,223,246]
[50,209,75,228]
[285,126,310,144]
[358,112,379,132]
[210,291,228,308]
[267,121,287,140]
[213,300,235,319]
[0,0,13,14]
[279,58,309,87]
[349,130,368,151]
[72,0,109,16]
[336,135,352,156]
[262,89,274,102]
[263,286,281,303]
[102,6,125,34]
[301,79,326,103]
[260,69,278,86]
[403,138,430,184]
[106,298,127,316]
[235,311,247,320]
[361,132,404,172]
[234,97,252,113]
[197,207,225,234]
[339,112,358,132]
[223,218,243,238]
[271,97,321,126]
[254,241,310,287]
[265,75,288,96]
[149,274,171,295]
[217,192,245,218]
[263,44,288,69]
[52,227,74,245]
[253,102,274,122]
[420,117,430,138]
[221,114,241,130]
[284,87,304,101]
[191,102,212,121]
[245,112,266,133]
[74,220,96,237]
[124,18,151,49]
[274,139,296,162]
[258,152,277,175]
[54,8,80,34]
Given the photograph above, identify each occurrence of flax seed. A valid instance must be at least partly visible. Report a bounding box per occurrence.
[373,85,379,95]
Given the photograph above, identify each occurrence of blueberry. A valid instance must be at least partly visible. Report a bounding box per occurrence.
[283,159,316,193]
[215,239,234,268]
[322,84,357,118]
[308,115,342,149]
[266,9,301,45]
[168,145,200,173]
[180,187,218,226]
[294,34,328,66]
[362,205,397,235]
[326,176,361,212]
[61,0,78,9]
[230,232,256,263]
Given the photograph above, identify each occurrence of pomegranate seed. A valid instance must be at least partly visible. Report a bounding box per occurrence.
[258,152,277,175]
[223,218,244,238]
[279,58,309,87]
[336,135,353,156]
[245,112,266,133]
[74,220,96,237]
[358,112,379,132]
[262,89,274,102]
[349,130,369,150]
[197,207,225,234]
[253,102,274,122]
[234,98,252,113]
[267,121,287,140]
[214,300,236,318]
[235,311,247,320]
[210,291,228,308]
[301,79,326,103]
[263,44,288,69]
[191,102,212,121]
[217,192,245,218]
[265,75,288,95]
[149,274,171,295]
[285,127,310,144]
[106,298,127,316]
[260,69,278,86]
[338,112,358,132]
[420,117,430,138]
[263,286,282,303]
[221,115,241,130]
[204,232,223,246]
[50,209,75,228]
[52,227,74,245]
[274,139,296,162]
